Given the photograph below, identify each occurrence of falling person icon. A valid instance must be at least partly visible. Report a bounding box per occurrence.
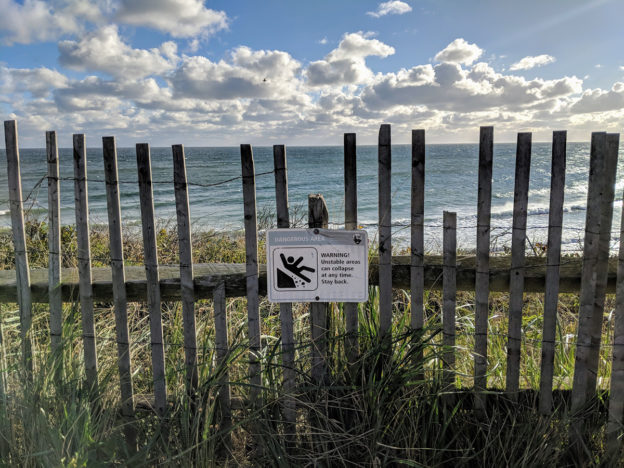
[280,253,315,283]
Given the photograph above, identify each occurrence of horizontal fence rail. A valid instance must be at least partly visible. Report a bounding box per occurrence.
[0,256,620,302]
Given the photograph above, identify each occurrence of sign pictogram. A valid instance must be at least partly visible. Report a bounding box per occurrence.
[274,248,317,290]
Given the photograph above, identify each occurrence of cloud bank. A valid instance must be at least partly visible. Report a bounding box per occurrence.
[1,16,623,146]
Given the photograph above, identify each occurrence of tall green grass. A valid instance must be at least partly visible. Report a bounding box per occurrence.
[0,221,619,465]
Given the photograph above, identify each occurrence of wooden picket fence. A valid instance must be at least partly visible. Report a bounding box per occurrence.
[2,119,624,455]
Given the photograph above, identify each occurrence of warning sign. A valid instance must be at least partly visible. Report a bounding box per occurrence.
[267,228,369,303]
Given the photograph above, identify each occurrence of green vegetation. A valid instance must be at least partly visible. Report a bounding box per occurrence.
[0,219,619,466]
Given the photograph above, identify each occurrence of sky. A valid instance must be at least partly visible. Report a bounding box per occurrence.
[1,0,624,147]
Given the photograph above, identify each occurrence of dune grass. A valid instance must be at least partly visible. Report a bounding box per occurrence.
[0,219,619,466]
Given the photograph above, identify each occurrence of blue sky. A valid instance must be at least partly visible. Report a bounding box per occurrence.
[1,0,623,147]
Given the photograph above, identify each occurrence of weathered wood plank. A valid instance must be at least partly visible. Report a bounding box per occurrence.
[4,120,32,373]
[309,194,330,385]
[73,134,98,395]
[505,132,532,397]
[378,124,392,339]
[273,144,296,438]
[571,132,608,416]
[475,126,494,411]
[240,144,262,405]
[343,133,359,365]
[608,144,624,454]
[46,131,62,378]
[136,143,167,417]
[213,282,232,451]
[411,129,425,332]
[539,131,567,415]
[442,211,456,390]
[586,133,619,397]
[3,256,623,304]
[172,144,198,396]
[102,136,136,447]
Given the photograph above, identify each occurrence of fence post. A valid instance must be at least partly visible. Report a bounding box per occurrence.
[344,133,360,366]
[102,136,136,447]
[571,133,608,417]
[213,282,232,452]
[309,194,329,385]
[172,144,199,398]
[273,144,297,441]
[73,134,98,397]
[411,129,426,375]
[608,151,624,455]
[4,120,32,374]
[474,126,494,413]
[378,124,392,341]
[240,144,262,406]
[586,133,619,396]
[570,132,608,455]
[46,131,62,382]
[505,132,532,398]
[538,131,567,415]
[136,143,167,417]
[442,211,456,391]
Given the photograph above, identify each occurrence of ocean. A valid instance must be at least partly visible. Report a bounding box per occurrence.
[1,142,623,253]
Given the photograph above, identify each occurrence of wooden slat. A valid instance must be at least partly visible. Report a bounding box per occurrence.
[474,126,494,410]
[4,120,32,373]
[378,124,393,339]
[608,154,624,454]
[586,133,619,397]
[343,133,359,365]
[538,131,567,415]
[411,129,425,332]
[571,132,608,416]
[136,143,167,417]
[505,132,532,397]
[73,134,99,395]
[309,194,330,385]
[172,144,198,396]
[273,144,296,437]
[46,131,62,378]
[442,211,456,390]
[240,144,262,405]
[102,136,136,447]
[213,282,232,451]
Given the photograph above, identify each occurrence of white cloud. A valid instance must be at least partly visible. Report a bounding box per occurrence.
[359,61,582,114]
[367,1,412,18]
[571,82,624,113]
[434,38,483,65]
[170,47,302,100]
[318,37,328,45]
[58,26,179,78]
[0,66,69,97]
[116,0,228,38]
[306,32,395,86]
[509,54,556,71]
[0,0,88,44]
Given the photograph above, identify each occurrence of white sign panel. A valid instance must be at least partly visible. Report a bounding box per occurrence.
[266,228,369,303]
